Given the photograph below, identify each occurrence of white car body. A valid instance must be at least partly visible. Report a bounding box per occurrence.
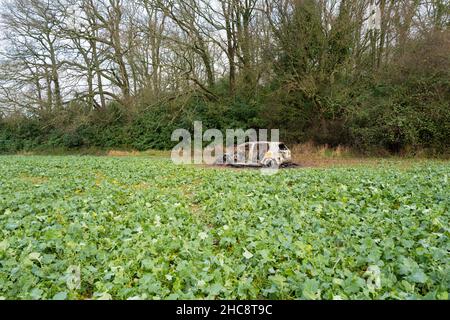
[219,141,292,167]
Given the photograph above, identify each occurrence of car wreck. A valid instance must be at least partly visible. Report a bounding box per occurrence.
[215,141,293,168]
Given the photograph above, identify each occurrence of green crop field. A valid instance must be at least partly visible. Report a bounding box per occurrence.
[0,156,448,300]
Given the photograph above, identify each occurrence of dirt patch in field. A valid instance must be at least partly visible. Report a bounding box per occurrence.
[132,182,151,190]
[107,150,141,157]
[201,158,428,170]
[294,158,382,168]
[20,175,49,185]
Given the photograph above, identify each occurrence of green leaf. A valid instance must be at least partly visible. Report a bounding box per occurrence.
[243,250,253,259]
[95,292,112,300]
[409,269,428,284]
[28,252,41,262]
[52,292,68,300]
[302,279,321,300]
[0,240,9,252]
[208,283,223,296]
[30,288,43,300]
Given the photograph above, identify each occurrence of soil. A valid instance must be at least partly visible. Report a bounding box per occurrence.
[213,162,302,170]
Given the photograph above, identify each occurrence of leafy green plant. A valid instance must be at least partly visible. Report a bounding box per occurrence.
[0,156,448,299]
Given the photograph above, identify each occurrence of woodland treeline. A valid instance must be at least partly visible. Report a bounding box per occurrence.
[0,0,448,154]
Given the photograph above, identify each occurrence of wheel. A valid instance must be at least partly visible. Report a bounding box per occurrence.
[264,158,278,168]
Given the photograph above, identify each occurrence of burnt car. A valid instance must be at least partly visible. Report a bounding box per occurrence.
[216,141,292,168]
